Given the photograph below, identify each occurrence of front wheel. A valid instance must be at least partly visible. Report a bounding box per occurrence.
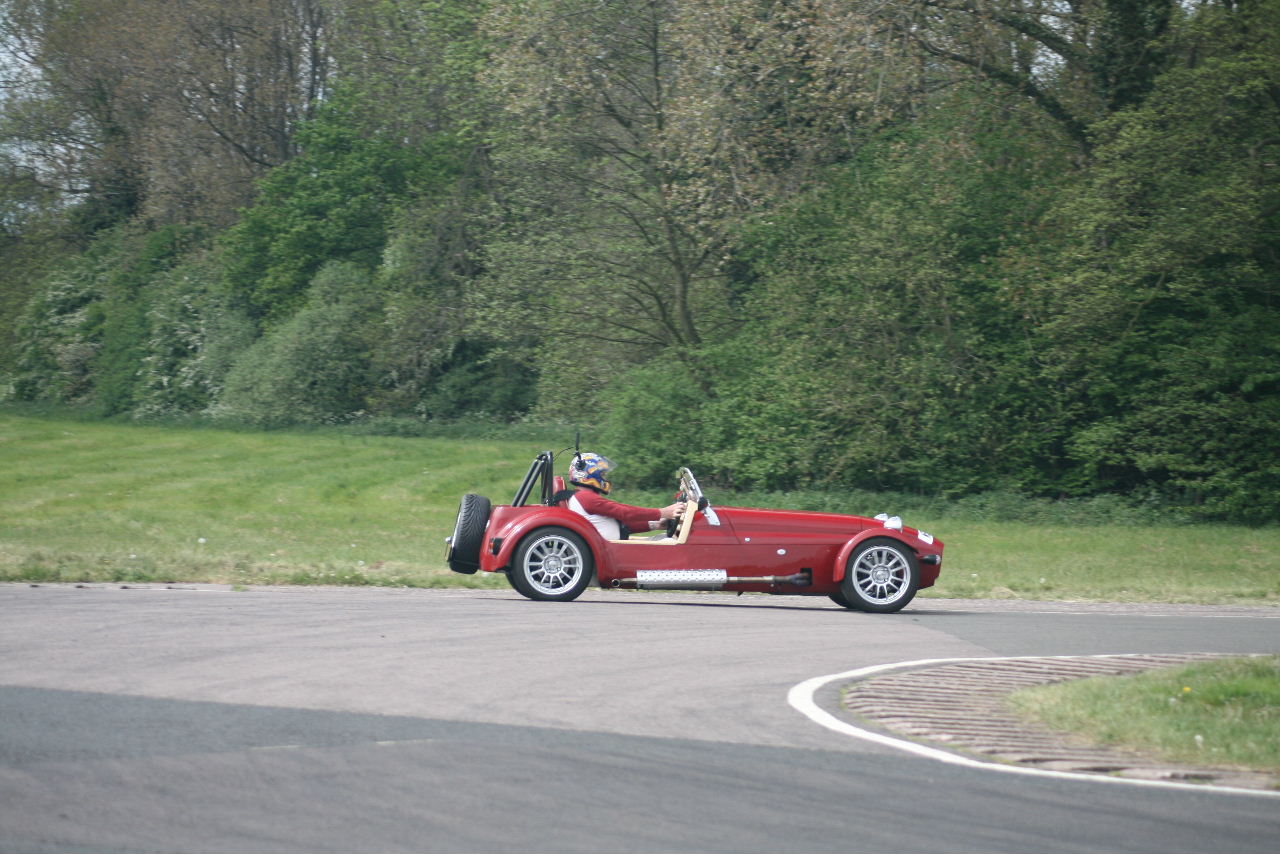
[839,538,920,613]
[827,589,854,609]
[508,528,594,602]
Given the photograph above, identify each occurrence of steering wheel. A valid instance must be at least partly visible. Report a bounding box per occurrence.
[662,469,712,540]
[665,492,687,539]
[665,470,710,538]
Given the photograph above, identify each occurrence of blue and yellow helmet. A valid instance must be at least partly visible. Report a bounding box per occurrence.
[569,452,614,494]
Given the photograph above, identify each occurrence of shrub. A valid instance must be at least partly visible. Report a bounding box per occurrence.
[133,251,255,418]
[215,262,379,426]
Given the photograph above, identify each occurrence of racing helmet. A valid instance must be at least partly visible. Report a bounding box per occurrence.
[569,452,614,494]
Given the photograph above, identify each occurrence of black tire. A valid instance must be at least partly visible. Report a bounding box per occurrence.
[828,589,855,609]
[446,494,490,574]
[508,527,594,601]
[839,537,920,613]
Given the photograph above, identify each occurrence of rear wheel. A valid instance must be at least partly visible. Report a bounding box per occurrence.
[445,494,490,574]
[840,538,920,613]
[508,527,594,601]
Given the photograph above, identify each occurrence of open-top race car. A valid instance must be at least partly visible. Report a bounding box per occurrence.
[445,451,943,612]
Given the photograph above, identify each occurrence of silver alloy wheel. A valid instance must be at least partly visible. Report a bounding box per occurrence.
[851,544,911,606]
[521,532,587,596]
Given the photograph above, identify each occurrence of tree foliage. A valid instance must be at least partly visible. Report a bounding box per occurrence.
[1,0,331,228]
[1,0,1277,521]
[220,89,466,322]
[216,261,379,425]
[1021,0,1280,519]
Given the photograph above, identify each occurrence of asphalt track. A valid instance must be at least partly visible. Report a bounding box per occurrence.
[0,584,1277,853]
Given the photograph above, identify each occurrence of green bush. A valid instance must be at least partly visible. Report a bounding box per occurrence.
[1029,14,1280,522]
[221,90,465,322]
[215,262,379,426]
[8,224,200,413]
[9,265,103,405]
[133,251,255,418]
[417,339,537,421]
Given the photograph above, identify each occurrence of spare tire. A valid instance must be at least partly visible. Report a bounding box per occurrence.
[445,493,491,574]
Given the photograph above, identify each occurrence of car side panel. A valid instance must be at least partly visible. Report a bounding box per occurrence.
[718,507,942,593]
[707,507,859,593]
[601,512,843,593]
[479,505,604,574]
[830,530,944,590]
[596,512,744,586]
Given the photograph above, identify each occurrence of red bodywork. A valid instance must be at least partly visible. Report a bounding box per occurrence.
[477,500,943,598]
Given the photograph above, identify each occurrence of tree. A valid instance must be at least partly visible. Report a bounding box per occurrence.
[607,83,1075,491]
[216,261,379,426]
[479,0,731,358]
[475,0,911,406]
[1023,0,1280,519]
[871,0,1177,149]
[0,0,332,229]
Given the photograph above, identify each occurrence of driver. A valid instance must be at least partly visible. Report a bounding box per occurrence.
[553,452,685,540]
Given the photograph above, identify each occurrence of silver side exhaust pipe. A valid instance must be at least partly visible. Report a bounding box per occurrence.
[612,569,811,590]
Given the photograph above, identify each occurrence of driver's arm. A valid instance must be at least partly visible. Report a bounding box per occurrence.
[574,490,682,531]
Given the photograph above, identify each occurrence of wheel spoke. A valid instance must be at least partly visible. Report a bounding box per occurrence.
[524,535,584,594]
[853,547,909,604]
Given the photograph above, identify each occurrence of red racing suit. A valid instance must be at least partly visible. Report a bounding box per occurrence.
[556,487,662,541]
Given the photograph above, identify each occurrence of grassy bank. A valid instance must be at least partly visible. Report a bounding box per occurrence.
[0,413,554,588]
[2,412,1278,603]
[1010,656,1280,776]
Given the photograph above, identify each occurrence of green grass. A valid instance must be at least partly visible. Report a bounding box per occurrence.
[0,413,559,588]
[1009,656,1280,775]
[2,411,1279,603]
[917,523,1280,603]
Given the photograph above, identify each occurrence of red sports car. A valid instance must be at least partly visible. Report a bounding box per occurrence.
[445,452,943,612]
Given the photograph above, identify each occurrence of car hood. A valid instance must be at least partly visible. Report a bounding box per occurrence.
[714,506,878,538]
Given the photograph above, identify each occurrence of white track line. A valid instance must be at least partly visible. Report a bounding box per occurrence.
[788,654,1280,799]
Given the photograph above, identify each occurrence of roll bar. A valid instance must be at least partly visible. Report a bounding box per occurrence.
[513,451,555,507]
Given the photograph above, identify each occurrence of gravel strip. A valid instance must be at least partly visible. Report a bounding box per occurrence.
[841,653,1280,791]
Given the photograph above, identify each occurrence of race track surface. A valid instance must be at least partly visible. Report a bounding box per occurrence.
[1,584,1276,853]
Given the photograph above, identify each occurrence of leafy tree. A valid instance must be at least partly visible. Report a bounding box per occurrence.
[133,250,256,417]
[873,0,1177,149]
[8,222,199,412]
[610,85,1075,491]
[9,255,105,405]
[305,0,501,416]
[475,0,912,410]
[0,0,332,229]
[1,0,148,229]
[478,0,736,362]
[221,90,466,322]
[329,0,488,139]
[1024,0,1280,519]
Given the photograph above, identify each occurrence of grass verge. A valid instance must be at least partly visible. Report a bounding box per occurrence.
[0,413,559,588]
[2,411,1278,603]
[1008,656,1280,775]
